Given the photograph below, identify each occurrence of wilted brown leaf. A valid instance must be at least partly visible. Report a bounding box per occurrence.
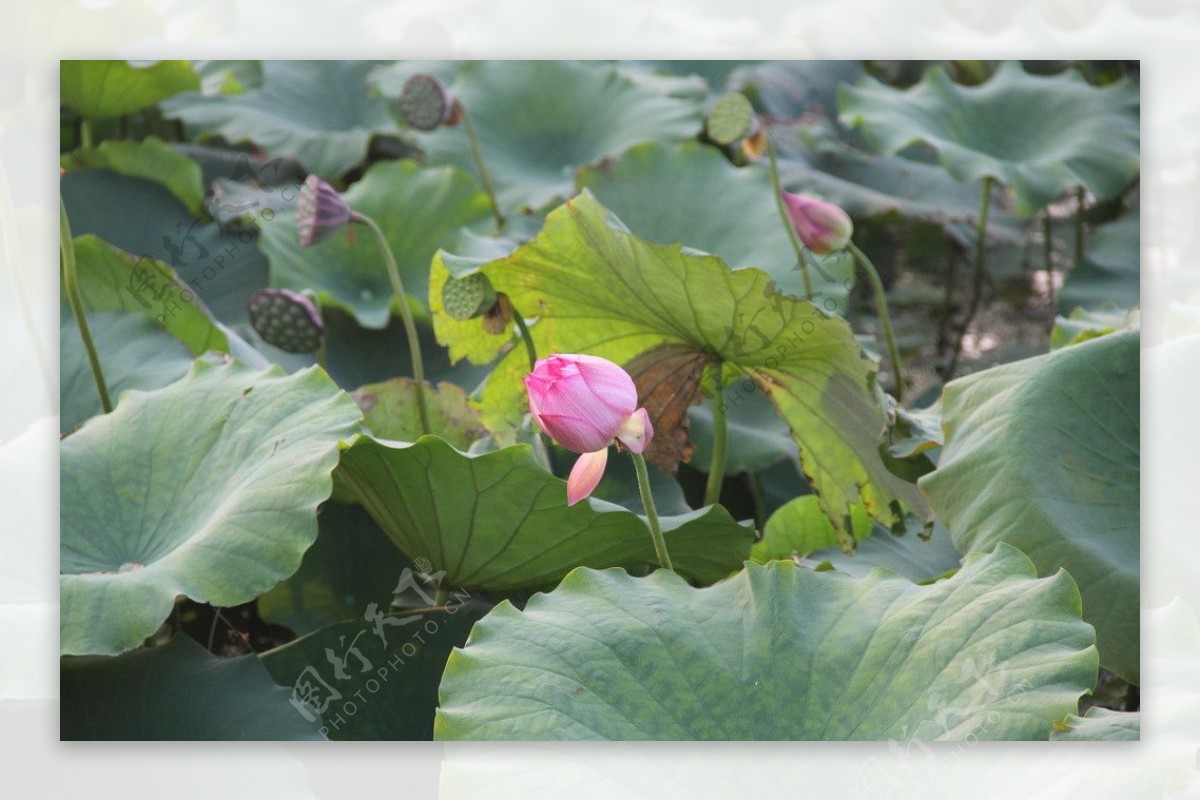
[624,344,714,474]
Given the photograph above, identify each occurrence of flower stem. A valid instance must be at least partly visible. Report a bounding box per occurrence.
[848,243,904,400]
[703,385,728,507]
[947,176,993,378]
[80,118,93,149]
[60,196,111,414]
[512,311,538,372]
[354,212,430,435]
[1043,212,1056,308]
[766,133,815,300]
[461,108,505,232]
[1074,186,1086,270]
[631,452,674,572]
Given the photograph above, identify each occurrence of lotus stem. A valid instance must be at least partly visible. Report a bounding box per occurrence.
[461,108,505,232]
[1043,212,1056,308]
[60,196,111,414]
[513,312,538,372]
[703,384,729,507]
[353,212,430,435]
[631,451,674,572]
[848,243,904,399]
[1074,186,1086,270]
[765,134,815,300]
[948,176,994,378]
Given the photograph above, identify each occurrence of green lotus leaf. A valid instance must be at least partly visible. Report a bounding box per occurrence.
[61,60,199,120]
[920,329,1139,683]
[334,435,754,591]
[257,159,493,329]
[70,234,230,355]
[1051,707,1139,741]
[260,607,484,740]
[1059,211,1140,314]
[731,60,866,122]
[60,360,362,656]
[1051,304,1139,350]
[61,171,273,338]
[61,137,205,215]
[61,636,326,740]
[800,524,965,585]
[353,377,484,451]
[436,192,930,543]
[751,494,877,559]
[60,311,193,433]
[410,61,703,215]
[435,545,1097,740]
[838,62,1139,215]
[576,140,855,311]
[161,61,401,179]
[258,503,414,636]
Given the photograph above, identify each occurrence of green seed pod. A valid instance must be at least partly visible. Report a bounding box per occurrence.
[399,74,456,131]
[706,92,756,146]
[246,288,325,353]
[441,272,498,321]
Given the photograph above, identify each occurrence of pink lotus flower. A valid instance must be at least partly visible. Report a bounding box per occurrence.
[523,354,654,506]
[780,191,853,254]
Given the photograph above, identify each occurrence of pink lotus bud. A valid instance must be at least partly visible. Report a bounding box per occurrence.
[780,191,853,254]
[297,175,352,248]
[523,354,654,505]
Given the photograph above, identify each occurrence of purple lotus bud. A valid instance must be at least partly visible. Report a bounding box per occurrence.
[246,288,325,354]
[297,175,352,248]
[780,192,854,255]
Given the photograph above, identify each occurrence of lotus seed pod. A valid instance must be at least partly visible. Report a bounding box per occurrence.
[399,74,457,131]
[246,288,325,353]
[706,92,756,146]
[441,272,498,321]
[297,175,352,248]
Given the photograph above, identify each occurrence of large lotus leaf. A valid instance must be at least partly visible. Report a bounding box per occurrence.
[751,493,961,582]
[730,60,866,122]
[353,377,485,451]
[258,503,414,637]
[61,137,205,215]
[61,60,199,120]
[435,545,1098,740]
[60,360,362,656]
[410,61,703,216]
[838,62,1139,215]
[70,234,230,355]
[1059,211,1140,314]
[752,494,877,559]
[1051,707,1139,741]
[334,435,754,590]
[576,141,855,309]
[436,192,930,543]
[257,159,492,329]
[321,309,489,396]
[260,607,484,740]
[61,636,326,740]
[775,132,1025,243]
[161,60,399,179]
[919,329,1139,683]
[60,311,193,433]
[803,524,965,585]
[60,171,273,338]
[1050,304,1139,350]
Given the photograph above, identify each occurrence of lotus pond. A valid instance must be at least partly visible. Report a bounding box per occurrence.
[58,59,1140,741]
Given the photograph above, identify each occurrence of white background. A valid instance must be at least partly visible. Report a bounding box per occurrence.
[1,0,1196,797]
